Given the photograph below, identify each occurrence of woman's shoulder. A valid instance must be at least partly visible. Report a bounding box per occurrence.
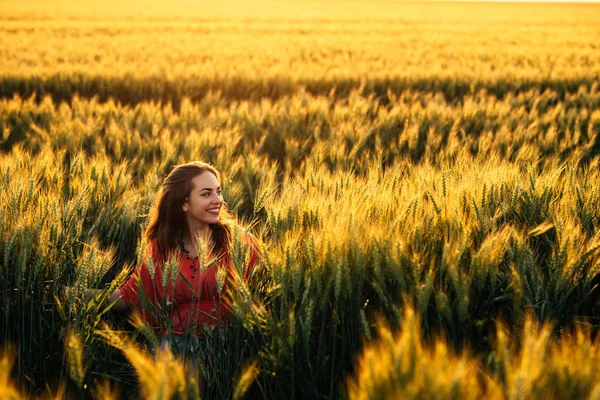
[147,238,161,255]
[228,225,260,253]
[236,226,257,244]
[240,228,262,258]
[243,229,255,241]
[144,238,169,266]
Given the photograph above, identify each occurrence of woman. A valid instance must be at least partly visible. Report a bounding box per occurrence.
[88,161,260,354]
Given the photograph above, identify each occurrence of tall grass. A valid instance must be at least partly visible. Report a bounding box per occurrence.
[232,154,599,396]
[1,0,600,398]
[2,88,599,176]
[347,306,600,400]
[0,351,26,400]
[1,95,599,398]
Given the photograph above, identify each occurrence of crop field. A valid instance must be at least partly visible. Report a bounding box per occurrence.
[1,0,600,398]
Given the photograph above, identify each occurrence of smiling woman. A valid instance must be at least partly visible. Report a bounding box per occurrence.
[81,161,261,364]
[182,171,225,236]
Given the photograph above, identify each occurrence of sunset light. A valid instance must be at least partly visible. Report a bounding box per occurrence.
[1,0,599,398]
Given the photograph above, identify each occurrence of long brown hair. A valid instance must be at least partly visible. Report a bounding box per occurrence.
[145,161,234,264]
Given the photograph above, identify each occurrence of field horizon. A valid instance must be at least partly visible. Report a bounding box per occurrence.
[1,1,599,399]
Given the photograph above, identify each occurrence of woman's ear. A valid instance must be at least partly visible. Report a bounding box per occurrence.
[182,197,190,212]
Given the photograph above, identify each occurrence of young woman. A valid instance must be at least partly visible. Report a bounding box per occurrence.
[92,161,260,349]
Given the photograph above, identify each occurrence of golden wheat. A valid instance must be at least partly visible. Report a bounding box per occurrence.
[1,0,599,398]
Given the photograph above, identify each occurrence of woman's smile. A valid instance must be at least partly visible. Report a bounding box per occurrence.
[206,207,220,215]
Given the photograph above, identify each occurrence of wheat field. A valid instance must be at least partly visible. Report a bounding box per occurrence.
[1,0,600,398]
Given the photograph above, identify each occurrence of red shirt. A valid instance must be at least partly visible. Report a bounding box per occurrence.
[120,234,260,338]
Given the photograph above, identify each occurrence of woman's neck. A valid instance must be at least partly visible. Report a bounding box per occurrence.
[186,218,209,238]
[183,222,212,256]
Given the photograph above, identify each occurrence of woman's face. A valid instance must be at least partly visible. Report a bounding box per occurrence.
[182,171,223,226]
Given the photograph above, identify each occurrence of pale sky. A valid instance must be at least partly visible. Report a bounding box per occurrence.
[418,0,600,2]
[404,0,600,2]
